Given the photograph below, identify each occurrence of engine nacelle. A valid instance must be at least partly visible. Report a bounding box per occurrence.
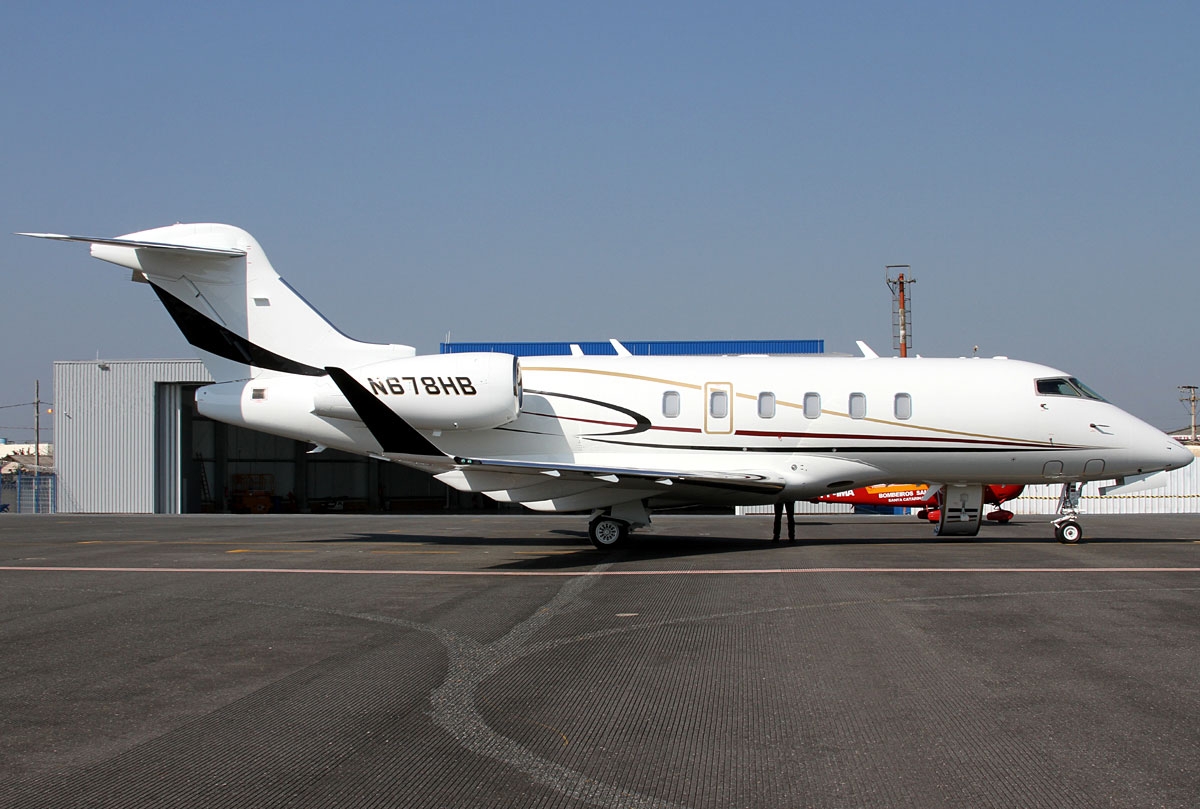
[317,352,522,431]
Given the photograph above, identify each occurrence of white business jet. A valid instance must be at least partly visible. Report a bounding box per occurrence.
[21,224,1192,548]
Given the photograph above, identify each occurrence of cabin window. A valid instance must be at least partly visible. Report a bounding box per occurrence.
[662,390,681,418]
[894,393,912,420]
[803,392,821,419]
[710,390,728,419]
[251,388,266,400]
[849,392,867,419]
[757,392,776,419]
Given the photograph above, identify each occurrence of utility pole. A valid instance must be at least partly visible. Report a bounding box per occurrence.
[885,266,915,357]
[34,380,40,469]
[1180,385,1198,442]
[34,380,41,514]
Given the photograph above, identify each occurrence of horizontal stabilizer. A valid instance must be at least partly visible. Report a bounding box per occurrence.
[17,232,246,258]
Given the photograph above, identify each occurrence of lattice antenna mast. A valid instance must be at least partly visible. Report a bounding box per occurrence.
[885,266,915,357]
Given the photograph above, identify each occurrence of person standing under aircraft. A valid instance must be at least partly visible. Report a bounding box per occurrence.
[773,500,795,542]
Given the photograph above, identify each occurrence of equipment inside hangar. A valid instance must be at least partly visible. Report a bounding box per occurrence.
[180,385,470,514]
[53,340,823,514]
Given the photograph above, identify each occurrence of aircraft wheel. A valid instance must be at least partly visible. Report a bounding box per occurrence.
[1054,520,1083,544]
[589,517,629,551]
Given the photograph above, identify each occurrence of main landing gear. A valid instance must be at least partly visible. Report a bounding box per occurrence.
[588,516,630,550]
[933,484,984,537]
[1052,482,1084,544]
[587,501,651,551]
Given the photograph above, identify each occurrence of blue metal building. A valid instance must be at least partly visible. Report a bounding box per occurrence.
[440,339,824,356]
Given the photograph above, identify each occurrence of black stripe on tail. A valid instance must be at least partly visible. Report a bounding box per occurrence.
[151,283,326,377]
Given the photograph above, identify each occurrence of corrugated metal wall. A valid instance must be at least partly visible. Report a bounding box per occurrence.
[739,501,855,515]
[54,360,211,513]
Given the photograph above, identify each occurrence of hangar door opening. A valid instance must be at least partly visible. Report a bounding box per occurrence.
[155,383,497,514]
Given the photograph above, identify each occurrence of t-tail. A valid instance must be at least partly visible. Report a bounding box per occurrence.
[20,223,523,462]
[20,223,414,382]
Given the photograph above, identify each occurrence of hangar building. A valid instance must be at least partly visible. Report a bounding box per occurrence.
[53,340,824,513]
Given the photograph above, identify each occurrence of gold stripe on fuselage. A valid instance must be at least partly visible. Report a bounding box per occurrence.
[522,365,1060,448]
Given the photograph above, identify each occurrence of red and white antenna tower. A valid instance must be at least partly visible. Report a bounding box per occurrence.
[886,265,915,357]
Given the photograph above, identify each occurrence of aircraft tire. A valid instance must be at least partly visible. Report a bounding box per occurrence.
[1054,520,1083,544]
[589,517,629,551]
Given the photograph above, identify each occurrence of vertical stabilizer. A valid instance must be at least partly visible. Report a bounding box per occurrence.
[22,224,414,382]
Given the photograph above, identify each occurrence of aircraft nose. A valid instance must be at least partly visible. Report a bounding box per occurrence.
[1163,440,1195,471]
[1127,422,1194,474]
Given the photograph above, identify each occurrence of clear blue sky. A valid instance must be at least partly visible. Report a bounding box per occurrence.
[3,1,1197,437]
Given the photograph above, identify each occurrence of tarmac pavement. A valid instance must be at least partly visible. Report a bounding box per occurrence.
[0,513,1197,808]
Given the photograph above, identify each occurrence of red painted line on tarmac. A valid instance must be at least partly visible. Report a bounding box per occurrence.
[0,566,1198,577]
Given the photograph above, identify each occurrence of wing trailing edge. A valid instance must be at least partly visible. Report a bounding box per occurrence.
[440,457,787,499]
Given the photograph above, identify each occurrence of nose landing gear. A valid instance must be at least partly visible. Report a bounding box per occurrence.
[1051,482,1084,544]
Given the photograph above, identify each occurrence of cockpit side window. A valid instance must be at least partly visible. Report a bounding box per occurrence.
[1036,378,1080,397]
[1035,377,1108,401]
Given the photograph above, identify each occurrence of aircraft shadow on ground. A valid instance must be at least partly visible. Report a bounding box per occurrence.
[299,530,793,568]
[295,525,1190,568]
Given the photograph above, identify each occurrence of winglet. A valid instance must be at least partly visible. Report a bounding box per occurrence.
[856,340,879,359]
[609,339,632,357]
[325,367,444,457]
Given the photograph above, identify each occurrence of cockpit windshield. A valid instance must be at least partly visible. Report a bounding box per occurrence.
[1068,377,1108,401]
[1035,377,1108,402]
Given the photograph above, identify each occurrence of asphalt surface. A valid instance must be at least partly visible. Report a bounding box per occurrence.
[0,513,1197,809]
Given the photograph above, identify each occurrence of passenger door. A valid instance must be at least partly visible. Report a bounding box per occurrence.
[704,382,734,434]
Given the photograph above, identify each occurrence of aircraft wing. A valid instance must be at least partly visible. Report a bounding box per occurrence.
[448,456,786,493]
[431,456,786,512]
